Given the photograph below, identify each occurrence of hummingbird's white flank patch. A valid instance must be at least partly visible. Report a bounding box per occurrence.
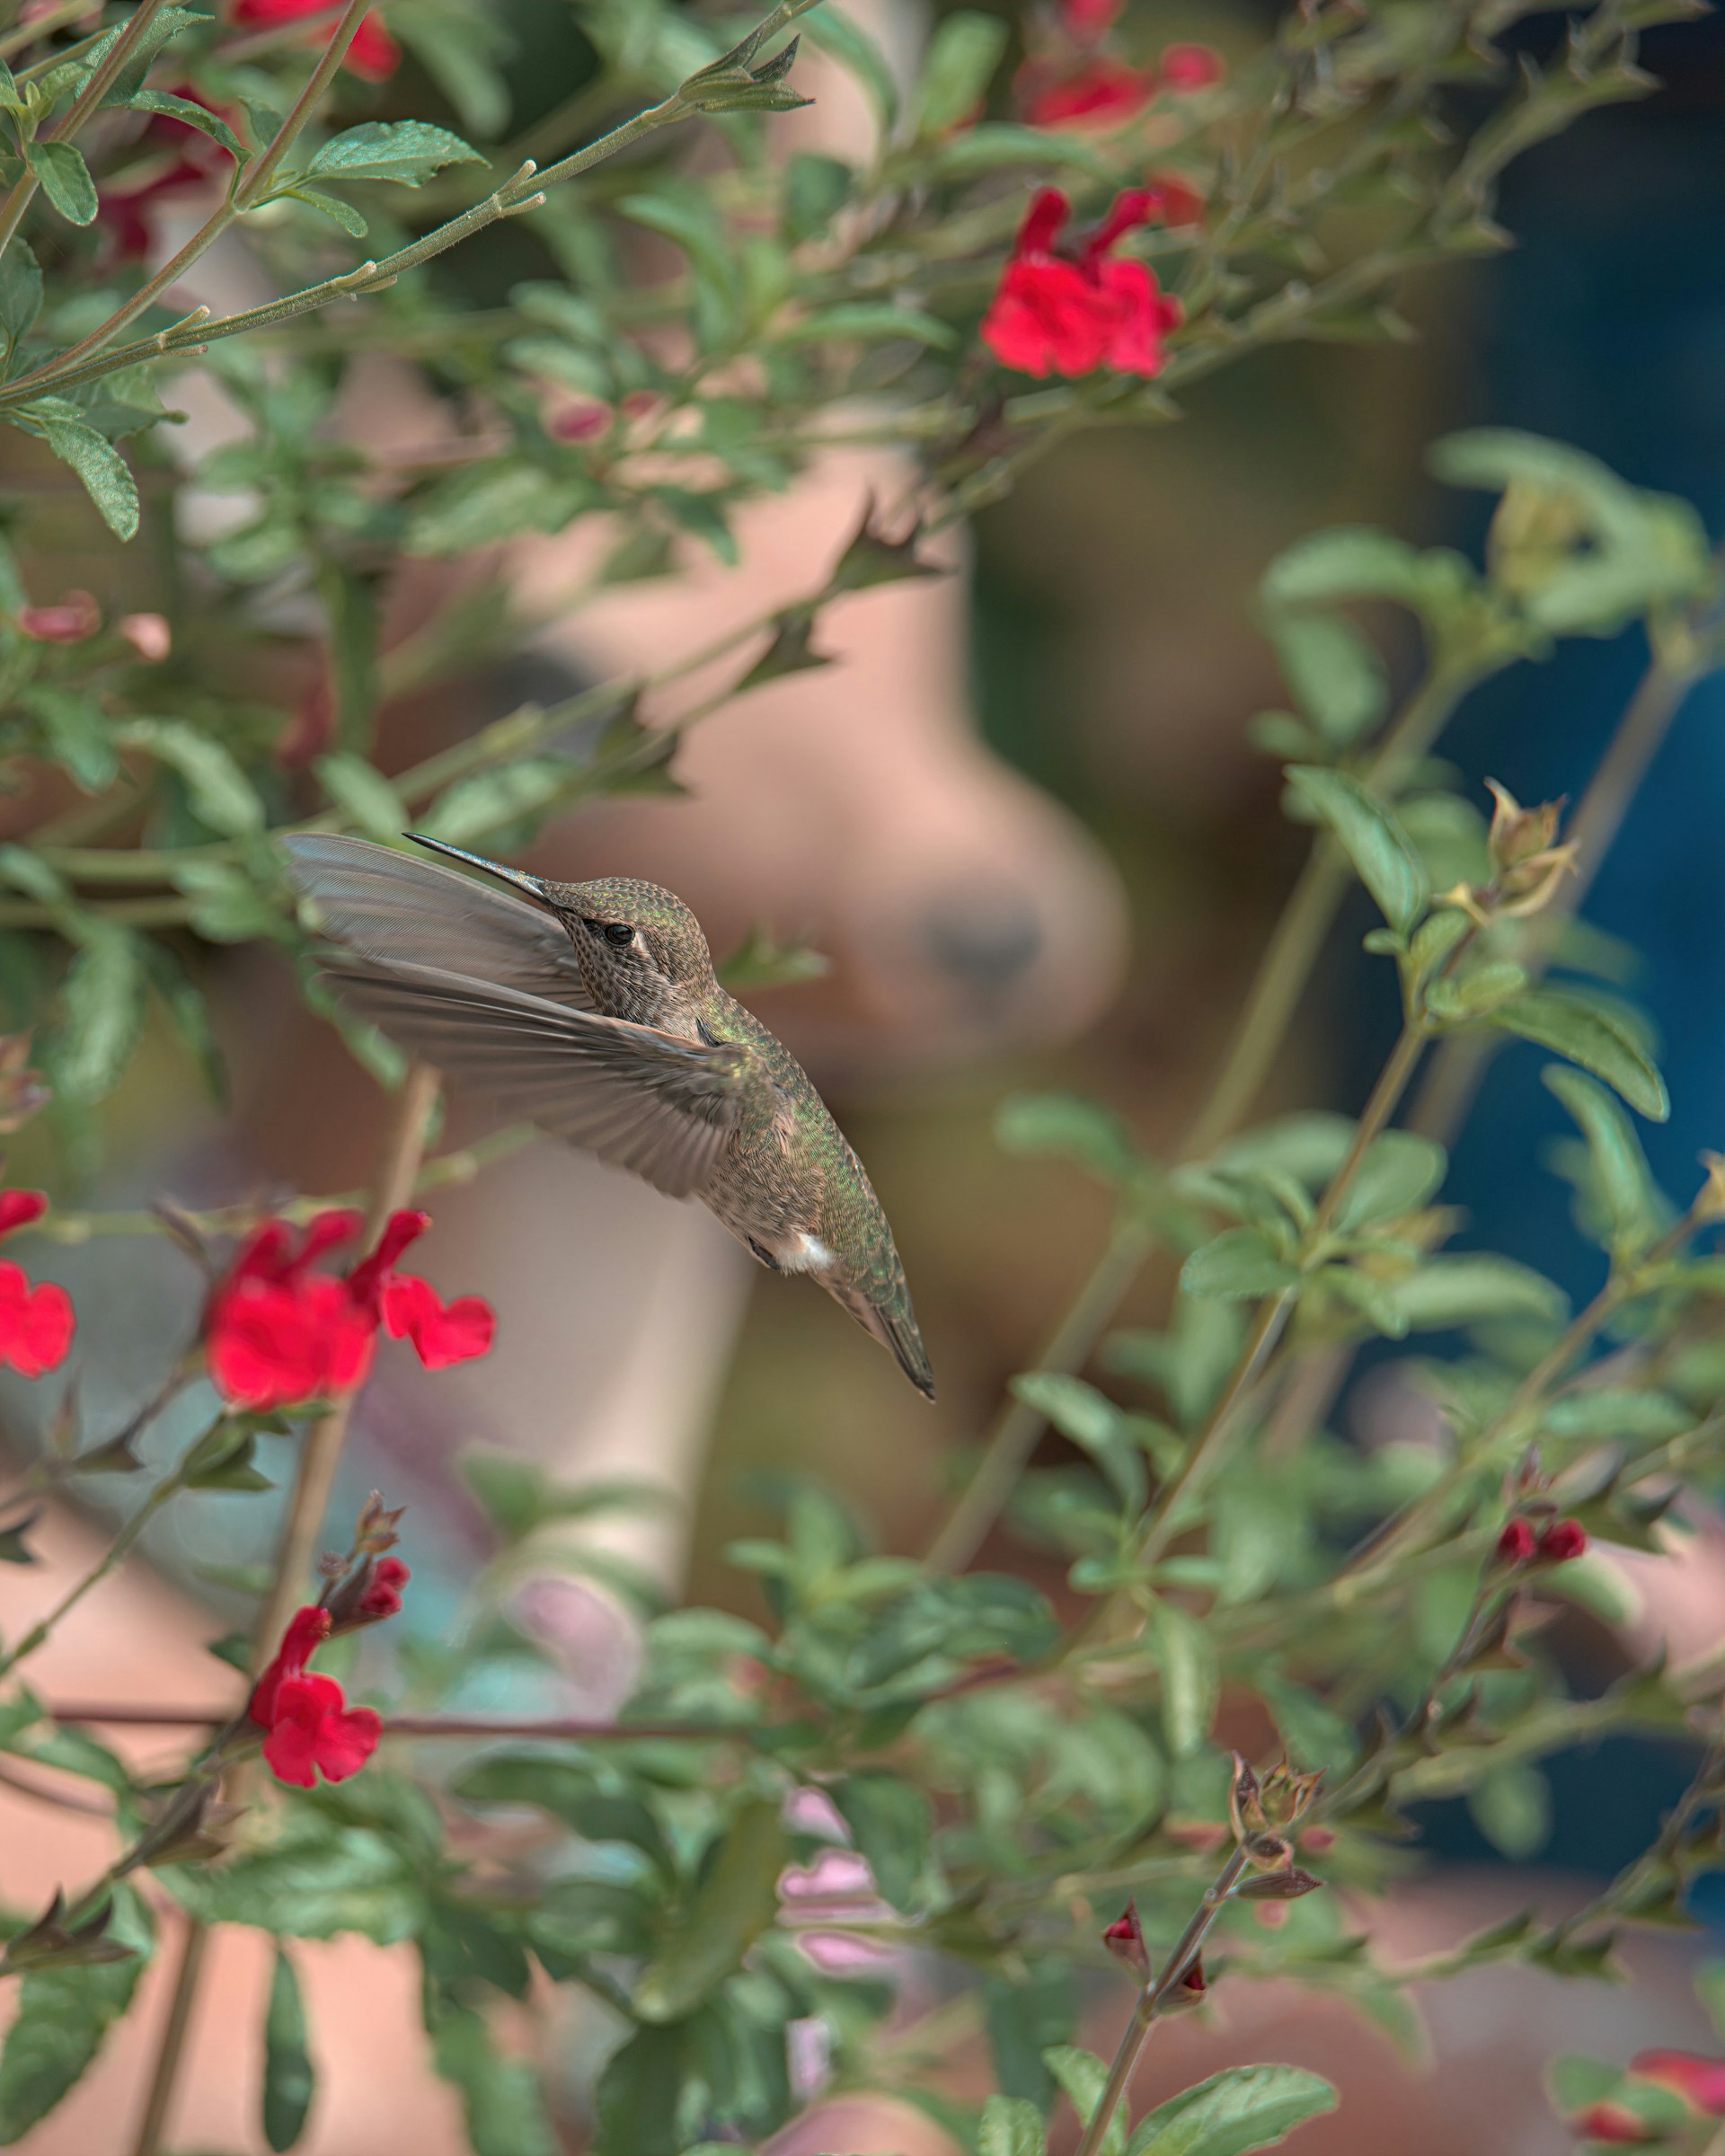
[788,1232,836,1272]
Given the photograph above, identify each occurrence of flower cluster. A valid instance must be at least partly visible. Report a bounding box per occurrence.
[206,1207,494,1411]
[1016,0,1223,131]
[981,188,1184,380]
[0,1189,73,1380]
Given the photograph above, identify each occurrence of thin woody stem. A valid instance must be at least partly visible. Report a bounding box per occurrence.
[1072,1846,1252,2156]
[127,1061,439,2156]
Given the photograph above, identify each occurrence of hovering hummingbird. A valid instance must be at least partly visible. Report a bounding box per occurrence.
[281,833,934,1398]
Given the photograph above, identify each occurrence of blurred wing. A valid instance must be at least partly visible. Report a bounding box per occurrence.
[321,958,753,1198]
[281,832,593,1010]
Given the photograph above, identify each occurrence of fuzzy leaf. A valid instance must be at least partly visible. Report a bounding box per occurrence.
[1128,2063,1340,2156]
[26,140,97,225]
[1287,765,1428,933]
[1490,991,1668,1121]
[304,119,482,189]
[262,1947,314,2152]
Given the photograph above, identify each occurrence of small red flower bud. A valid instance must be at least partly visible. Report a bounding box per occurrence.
[1496,1516,1538,1567]
[1537,1519,1588,1565]
[18,591,99,643]
[1570,2100,1662,2144]
[357,1556,411,1621]
[1102,1900,1149,1975]
[552,402,611,443]
[1632,2051,1725,2116]
[118,613,171,661]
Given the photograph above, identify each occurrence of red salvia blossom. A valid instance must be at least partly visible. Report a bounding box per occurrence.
[1161,42,1225,89]
[1060,0,1122,38]
[231,0,400,81]
[1022,57,1156,129]
[981,188,1182,380]
[1632,2052,1725,2115]
[356,1555,411,1621]
[0,1189,72,1380]
[250,1605,383,1789]
[206,1207,493,1410]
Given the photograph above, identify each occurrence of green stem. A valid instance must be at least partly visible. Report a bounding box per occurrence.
[1071,1845,1252,2156]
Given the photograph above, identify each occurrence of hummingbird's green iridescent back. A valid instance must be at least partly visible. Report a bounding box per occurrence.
[281,833,934,1398]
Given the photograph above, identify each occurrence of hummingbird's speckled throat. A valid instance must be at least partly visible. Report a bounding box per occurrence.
[281,832,935,1399]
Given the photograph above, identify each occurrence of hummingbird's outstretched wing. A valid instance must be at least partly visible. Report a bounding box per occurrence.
[282,833,595,1010]
[284,835,753,1198]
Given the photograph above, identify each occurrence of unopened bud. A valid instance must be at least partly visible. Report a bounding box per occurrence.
[1235,1867,1323,1901]
[1101,1900,1149,1976]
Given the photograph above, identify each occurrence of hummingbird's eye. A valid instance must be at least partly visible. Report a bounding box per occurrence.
[601,922,633,948]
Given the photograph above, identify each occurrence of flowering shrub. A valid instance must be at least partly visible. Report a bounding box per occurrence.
[0,3,1719,2155]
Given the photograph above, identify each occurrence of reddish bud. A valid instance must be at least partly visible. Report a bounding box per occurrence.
[1570,2101,1663,2144]
[1632,2052,1725,2116]
[1102,1900,1149,1975]
[1235,1866,1322,1901]
[18,591,99,643]
[356,1556,411,1621]
[0,1190,49,1240]
[1496,1516,1538,1568]
[118,613,171,661]
[1538,1519,1588,1565]
[1163,1955,1207,2009]
[552,402,611,444]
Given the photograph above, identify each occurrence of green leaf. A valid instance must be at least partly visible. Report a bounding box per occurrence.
[782,151,852,243]
[31,411,138,539]
[119,719,263,835]
[1286,765,1428,933]
[1260,526,1439,611]
[1154,1601,1217,1756]
[0,240,41,366]
[314,753,407,844]
[995,1091,1138,1184]
[1467,1763,1551,1860]
[1543,1065,1662,1251]
[393,3,514,137]
[1266,612,1387,747]
[279,186,368,237]
[28,686,118,792]
[1334,1130,1446,1230]
[429,2004,556,2156]
[55,924,145,1102]
[26,140,96,225]
[780,301,957,349]
[1385,1255,1566,1330]
[164,1815,428,1942]
[914,9,1009,134]
[1011,1372,1146,1513]
[1181,1228,1297,1303]
[1128,2063,1340,2156]
[0,1889,152,2143]
[1490,990,1668,1121]
[303,119,483,189]
[262,1947,314,2152]
[127,88,246,163]
[832,1773,932,1912]
[800,4,900,127]
[980,2094,1047,2156]
[1046,2047,1128,2156]
[632,1798,791,2023]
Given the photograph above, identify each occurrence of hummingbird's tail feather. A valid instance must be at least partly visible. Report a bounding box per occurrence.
[280,833,593,1011]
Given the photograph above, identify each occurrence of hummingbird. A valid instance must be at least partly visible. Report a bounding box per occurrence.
[280,832,935,1399]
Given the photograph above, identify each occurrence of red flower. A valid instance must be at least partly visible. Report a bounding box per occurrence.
[1496,1516,1538,1567]
[357,1555,411,1621]
[1632,2053,1725,2116]
[1570,2101,1663,2145]
[18,591,99,643]
[1161,42,1225,89]
[250,1605,382,1789]
[981,188,1183,379]
[205,1207,493,1411]
[231,0,400,81]
[1022,56,1156,129]
[1538,1518,1588,1565]
[0,1188,72,1379]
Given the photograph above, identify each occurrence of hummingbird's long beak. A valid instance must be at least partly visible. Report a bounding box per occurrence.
[405,833,558,910]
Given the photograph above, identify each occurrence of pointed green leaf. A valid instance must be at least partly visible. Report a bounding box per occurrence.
[832,1773,932,1913]
[1490,991,1668,1120]
[26,140,97,225]
[304,120,482,189]
[1046,2047,1128,2156]
[1286,765,1428,932]
[55,924,146,1102]
[31,413,137,539]
[1181,1228,1297,1303]
[1011,1373,1146,1512]
[981,2094,1047,2156]
[1154,1601,1217,1756]
[127,88,246,163]
[632,1798,790,2023]
[1334,1130,1446,1230]
[0,239,41,367]
[0,1889,152,2143]
[429,2003,556,2156]
[119,719,263,835]
[1543,1065,1663,1250]
[913,9,1009,135]
[1128,2063,1339,2156]
[262,1947,314,2152]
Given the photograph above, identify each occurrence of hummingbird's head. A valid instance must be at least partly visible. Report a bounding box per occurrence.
[406,837,713,1022]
